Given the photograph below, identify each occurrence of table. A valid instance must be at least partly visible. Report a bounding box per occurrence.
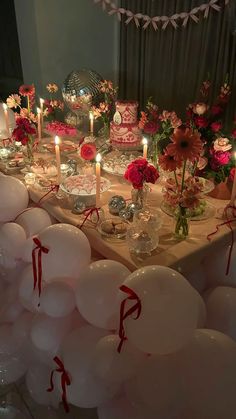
[28,173,234,274]
[1,150,235,275]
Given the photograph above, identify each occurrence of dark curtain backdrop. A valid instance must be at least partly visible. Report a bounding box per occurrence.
[119,0,236,127]
[0,0,23,100]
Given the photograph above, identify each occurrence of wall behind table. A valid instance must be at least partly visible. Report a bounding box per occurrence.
[14,0,119,96]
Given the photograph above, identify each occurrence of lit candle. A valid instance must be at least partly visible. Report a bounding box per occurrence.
[54,136,61,184]
[143,137,148,159]
[230,151,236,205]
[89,111,94,135]
[3,104,10,137]
[40,98,44,128]
[96,153,101,207]
[37,107,41,142]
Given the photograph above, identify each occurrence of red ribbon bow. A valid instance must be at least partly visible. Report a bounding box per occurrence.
[47,356,71,413]
[207,205,236,276]
[117,285,142,353]
[79,207,100,229]
[32,237,49,299]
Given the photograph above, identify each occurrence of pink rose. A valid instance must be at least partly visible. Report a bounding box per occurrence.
[144,121,159,134]
[195,116,208,128]
[210,150,231,170]
[231,128,236,139]
[211,105,223,116]
[213,137,232,152]
[211,121,222,133]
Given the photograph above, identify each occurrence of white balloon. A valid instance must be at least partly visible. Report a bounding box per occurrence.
[12,312,34,343]
[0,324,22,355]
[203,245,236,287]
[16,207,53,238]
[0,352,27,385]
[93,335,145,384]
[40,281,76,318]
[136,354,185,416]
[98,396,138,419]
[76,260,130,329]
[0,260,28,284]
[184,264,207,293]
[122,266,199,354]
[0,223,26,259]
[38,224,91,281]
[18,265,41,312]
[20,236,35,263]
[0,247,18,270]
[174,329,236,419]
[205,287,236,340]
[0,176,29,222]
[30,313,73,352]
[0,299,24,324]
[26,363,60,406]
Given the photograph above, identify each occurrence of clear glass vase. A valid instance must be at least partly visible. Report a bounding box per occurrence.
[174,206,189,240]
[98,122,110,141]
[23,141,34,168]
[131,185,148,209]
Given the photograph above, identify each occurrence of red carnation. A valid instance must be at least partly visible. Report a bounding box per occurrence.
[80,143,97,161]
[124,158,159,189]
[211,121,222,133]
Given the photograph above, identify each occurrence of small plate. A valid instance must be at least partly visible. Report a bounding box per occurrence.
[98,218,129,239]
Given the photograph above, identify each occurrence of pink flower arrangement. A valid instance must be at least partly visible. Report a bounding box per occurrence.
[12,117,36,145]
[45,121,77,137]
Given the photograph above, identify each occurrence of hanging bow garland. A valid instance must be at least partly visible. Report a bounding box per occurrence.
[94,0,230,30]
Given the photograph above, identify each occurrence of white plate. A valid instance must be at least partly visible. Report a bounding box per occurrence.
[160,200,216,221]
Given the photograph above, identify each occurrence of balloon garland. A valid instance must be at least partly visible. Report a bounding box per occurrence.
[94,0,230,30]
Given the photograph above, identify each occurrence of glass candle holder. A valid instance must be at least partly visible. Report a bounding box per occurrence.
[133,208,163,233]
[126,225,159,255]
[0,148,11,160]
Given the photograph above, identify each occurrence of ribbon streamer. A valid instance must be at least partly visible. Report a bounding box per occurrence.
[47,356,71,413]
[117,285,142,353]
[32,237,49,299]
[207,205,236,276]
[94,0,231,31]
[79,207,100,229]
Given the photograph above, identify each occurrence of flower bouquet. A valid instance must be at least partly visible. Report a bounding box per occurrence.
[43,83,64,122]
[186,78,235,190]
[91,80,117,139]
[7,84,36,123]
[139,99,182,168]
[159,128,204,239]
[124,158,159,208]
[12,117,37,166]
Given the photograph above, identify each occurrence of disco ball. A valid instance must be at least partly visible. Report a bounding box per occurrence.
[62,69,103,116]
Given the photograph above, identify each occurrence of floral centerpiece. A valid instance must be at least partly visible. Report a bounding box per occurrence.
[139,99,182,167]
[186,78,235,187]
[124,158,159,208]
[91,80,117,138]
[12,117,37,165]
[43,83,64,121]
[159,128,204,239]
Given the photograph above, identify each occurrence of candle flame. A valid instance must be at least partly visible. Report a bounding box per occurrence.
[37,107,41,114]
[55,136,60,145]
[3,103,7,111]
[96,153,102,163]
[142,137,148,145]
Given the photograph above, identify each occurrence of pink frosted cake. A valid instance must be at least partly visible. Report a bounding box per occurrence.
[110,101,142,150]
